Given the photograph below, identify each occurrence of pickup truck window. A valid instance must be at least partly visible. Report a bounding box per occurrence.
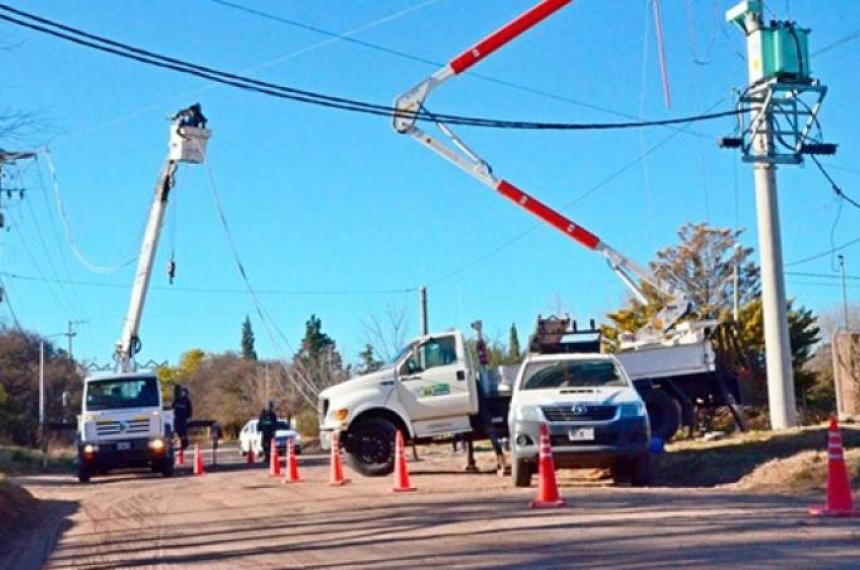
[86,377,160,411]
[521,360,626,390]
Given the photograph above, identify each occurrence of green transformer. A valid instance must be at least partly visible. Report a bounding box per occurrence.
[727,0,811,84]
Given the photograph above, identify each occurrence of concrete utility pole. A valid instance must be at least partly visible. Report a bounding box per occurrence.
[419,286,428,335]
[838,255,848,328]
[723,1,836,429]
[65,319,88,360]
[753,152,796,428]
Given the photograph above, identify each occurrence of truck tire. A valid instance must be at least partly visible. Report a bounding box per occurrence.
[345,417,396,476]
[630,454,652,487]
[641,389,682,442]
[77,465,91,483]
[159,459,175,478]
[512,458,533,488]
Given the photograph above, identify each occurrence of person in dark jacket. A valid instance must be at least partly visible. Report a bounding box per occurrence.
[258,401,277,463]
[173,385,193,450]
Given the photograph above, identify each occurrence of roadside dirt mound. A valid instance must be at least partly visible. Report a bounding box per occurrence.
[729,449,860,495]
[0,476,35,537]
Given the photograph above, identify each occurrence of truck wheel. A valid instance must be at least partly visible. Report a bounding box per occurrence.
[160,459,175,478]
[641,389,682,442]
[77,465,91,483]
[630,454,652,487]
[512,458,533,488]
[345,417,396,476]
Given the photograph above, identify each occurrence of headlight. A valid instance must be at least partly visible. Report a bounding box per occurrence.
[83,444,97,454]
[515,405,543,422]
[149,438,166,452]
[331,408,349,421]
[620,401,647,418]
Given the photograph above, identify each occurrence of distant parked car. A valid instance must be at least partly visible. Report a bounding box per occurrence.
[239,419,302,458]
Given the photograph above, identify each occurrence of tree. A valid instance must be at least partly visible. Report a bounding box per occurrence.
[737,299,821,409]
[241,316,257,361]
[362,304,409,361]
[0,328,82,445]
[603,224,760,349]
[507,323,522,364]
[295,314,347,391]
[357,344,383,374]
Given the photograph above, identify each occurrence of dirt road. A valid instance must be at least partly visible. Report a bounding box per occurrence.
[3,447,859,569]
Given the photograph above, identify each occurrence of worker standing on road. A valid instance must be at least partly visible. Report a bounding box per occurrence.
[258,401,277,463]
[173,385,193,450]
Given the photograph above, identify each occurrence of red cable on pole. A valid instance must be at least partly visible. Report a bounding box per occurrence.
[652,0,672,108]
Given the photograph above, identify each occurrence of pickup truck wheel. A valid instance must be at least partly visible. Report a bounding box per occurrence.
[641,389,682,442]
[77,465,91,483]
[512,458,533,488]
[345,417,396,476]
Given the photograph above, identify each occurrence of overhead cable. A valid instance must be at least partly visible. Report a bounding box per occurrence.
[0,4,747,131]
[41,149,139,274]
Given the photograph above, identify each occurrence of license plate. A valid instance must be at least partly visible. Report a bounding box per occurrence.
[568,428,595,442]
[116,441,131,451]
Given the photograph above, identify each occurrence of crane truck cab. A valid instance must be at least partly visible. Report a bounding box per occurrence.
[76,372,174,483]
[318,329,506,476]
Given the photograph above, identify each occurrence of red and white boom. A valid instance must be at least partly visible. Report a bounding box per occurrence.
[393,0,696,346]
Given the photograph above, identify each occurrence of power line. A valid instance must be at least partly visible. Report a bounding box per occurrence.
[0,4,747,131]
[430,97,728,285]
[813,27,860,57]
[210,0,714,139]
[0,271,416,296]
[809,155,860,212]
[786,270,860,281]
[785,234,860,267]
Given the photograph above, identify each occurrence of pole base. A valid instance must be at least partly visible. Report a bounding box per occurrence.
[530,498,565,509]
[809,505,860,517]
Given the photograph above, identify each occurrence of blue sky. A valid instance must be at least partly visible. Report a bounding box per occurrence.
[1,0,859,368]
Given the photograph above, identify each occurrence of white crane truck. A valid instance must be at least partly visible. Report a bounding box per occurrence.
[319,1,748,480]
[75,106,210,482]
[389,0,747,442]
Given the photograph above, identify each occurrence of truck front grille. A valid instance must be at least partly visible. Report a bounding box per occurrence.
[95,418,151,436]
[541,405,617,422]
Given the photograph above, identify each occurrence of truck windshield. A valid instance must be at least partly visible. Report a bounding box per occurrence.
[521,360,626,390]
[86,377,160,411]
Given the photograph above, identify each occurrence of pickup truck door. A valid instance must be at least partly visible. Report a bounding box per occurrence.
[397,332,475,422]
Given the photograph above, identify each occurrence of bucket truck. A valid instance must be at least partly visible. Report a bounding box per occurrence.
[75,105,210,482]
[390,0,745,441]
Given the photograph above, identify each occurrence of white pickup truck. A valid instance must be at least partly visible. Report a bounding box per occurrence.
[76,372,175,482]
[318,329,509,476]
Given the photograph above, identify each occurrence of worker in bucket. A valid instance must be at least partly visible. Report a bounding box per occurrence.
[258,401,277,463]
[172,103,207,129]
[173,385,193,450]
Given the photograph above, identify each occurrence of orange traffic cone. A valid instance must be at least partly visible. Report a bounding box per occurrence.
[392,430,416,492]
[283,438,301,484]
[176,446,185,466]
[269,437,282,477]
[810,418,859,517]
[329,432,350,486]
[530,423,565,508]
[193,443,205,476]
